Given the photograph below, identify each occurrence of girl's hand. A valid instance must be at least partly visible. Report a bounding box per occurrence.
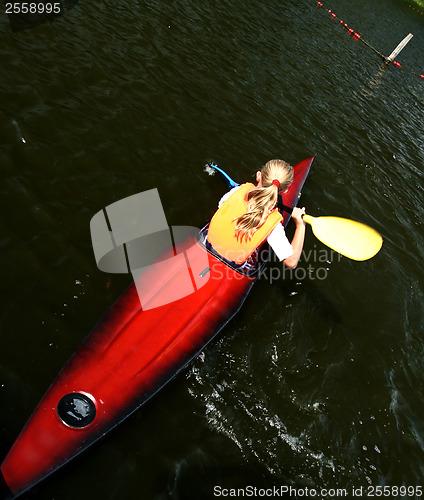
[292,207,306,226]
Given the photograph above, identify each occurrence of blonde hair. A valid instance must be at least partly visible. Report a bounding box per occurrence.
[235,159,293,241]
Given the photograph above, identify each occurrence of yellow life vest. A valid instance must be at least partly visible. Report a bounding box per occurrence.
[207,183,283,265]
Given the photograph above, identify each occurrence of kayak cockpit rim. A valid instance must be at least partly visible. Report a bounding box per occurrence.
[197,223,271,278]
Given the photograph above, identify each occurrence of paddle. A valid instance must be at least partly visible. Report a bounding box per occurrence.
[207,163,383,261]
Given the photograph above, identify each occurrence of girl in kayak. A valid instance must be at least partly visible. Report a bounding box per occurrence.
[207,159,306,270]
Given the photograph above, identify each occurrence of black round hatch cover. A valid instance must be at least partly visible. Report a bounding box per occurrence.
[57,393,96,428]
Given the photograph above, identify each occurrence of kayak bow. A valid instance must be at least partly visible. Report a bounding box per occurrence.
[0,155,315,499]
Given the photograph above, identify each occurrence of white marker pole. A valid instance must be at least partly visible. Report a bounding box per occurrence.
[386,33,413,63]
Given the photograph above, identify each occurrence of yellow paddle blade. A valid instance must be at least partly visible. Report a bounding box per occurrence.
[303,215,383,261]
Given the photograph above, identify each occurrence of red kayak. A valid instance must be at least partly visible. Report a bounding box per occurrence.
[0,156,314,499]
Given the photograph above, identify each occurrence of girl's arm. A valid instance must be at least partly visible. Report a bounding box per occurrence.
[283,207,306,269]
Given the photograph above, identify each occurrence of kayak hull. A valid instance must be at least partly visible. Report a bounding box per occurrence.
[0,155,315,498]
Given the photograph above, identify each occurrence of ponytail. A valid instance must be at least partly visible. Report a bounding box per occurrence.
[234,159,293,241]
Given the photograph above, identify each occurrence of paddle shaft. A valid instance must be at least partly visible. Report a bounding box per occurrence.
[277,197,295,215]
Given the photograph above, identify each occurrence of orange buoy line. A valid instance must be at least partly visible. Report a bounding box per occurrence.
[309,0,424,80]
[408,3,424,16]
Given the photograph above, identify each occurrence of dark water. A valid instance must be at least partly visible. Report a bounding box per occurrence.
[1,0,424,498]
